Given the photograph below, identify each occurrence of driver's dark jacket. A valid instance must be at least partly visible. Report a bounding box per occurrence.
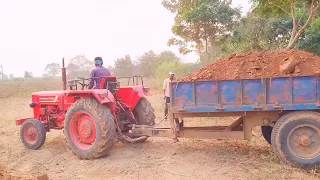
[88,66,111,89]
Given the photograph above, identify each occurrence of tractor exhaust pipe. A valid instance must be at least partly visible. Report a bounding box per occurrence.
[62,57,67,90]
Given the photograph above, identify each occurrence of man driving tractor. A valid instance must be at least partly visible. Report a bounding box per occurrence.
[88,56,111,89]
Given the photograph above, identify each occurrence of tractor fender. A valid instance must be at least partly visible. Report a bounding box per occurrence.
[66,89,116,106]
[117,85,149,110]
[16,118,32,126]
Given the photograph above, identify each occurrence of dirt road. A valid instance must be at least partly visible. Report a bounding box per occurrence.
[0,95,318,180]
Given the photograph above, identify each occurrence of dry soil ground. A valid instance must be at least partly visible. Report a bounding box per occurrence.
[0,86,319,179]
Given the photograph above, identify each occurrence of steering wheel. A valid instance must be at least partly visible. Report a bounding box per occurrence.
[75,77,89,90]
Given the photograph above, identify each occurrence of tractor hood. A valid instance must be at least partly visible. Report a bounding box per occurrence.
[32,91,67,96]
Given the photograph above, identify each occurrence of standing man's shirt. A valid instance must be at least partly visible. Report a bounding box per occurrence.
[163,78,176,98]
[89,66,111,89]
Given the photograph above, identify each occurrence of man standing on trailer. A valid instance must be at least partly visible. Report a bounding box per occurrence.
[88,57,111,89]
[163,72,176,119]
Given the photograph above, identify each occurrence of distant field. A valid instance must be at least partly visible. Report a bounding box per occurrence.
[0,78,62,98]
[0,77,161,99]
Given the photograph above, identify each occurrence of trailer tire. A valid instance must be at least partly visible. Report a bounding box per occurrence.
[20,119,46,150]
[271,111,320,168]
[133,97,156,126]
[261,126,272,145]
[64,98,116,160]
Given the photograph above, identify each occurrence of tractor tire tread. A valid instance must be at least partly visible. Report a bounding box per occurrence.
[271,111,320,168]
[133,97,156,126]
[20,119,46,150]
[65,97,116,160]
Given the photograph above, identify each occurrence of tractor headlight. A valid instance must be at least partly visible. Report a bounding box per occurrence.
[29,102,37,108]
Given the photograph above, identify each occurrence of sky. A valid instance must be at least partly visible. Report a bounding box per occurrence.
[0,0,251,77]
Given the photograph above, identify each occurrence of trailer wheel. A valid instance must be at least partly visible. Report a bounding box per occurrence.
[261,126,272,145]
[64,98,116,159]
[271,111,320,168]
[133,97,156,126]
[20,119,46,150]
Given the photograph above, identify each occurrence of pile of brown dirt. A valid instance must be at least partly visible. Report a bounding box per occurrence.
[180,50,320,82]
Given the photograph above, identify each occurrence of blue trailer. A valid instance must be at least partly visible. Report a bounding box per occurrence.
[132,75,320,169]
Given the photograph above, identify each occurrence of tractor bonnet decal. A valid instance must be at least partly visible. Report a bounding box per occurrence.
[39,96,58,102]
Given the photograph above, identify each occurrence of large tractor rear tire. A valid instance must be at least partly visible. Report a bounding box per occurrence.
[133,97,156,126]
[20,119,46,150]
[64,98,116,160]
[271,111,320,168]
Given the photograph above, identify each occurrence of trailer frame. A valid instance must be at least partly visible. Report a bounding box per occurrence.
[132,75,320,169]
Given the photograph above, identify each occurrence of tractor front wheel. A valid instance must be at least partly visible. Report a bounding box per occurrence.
[64,98,116,159]
[20,119,46,150]
[133,97,156,126]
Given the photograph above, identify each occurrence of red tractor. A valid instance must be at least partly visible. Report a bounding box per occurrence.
[16,59,156,159]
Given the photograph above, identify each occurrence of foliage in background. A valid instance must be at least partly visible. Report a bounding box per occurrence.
[110,50,201,89]
[251,0,320,50]
[162,0,241,66]
[43,63,61,77]
[297,17,320,54]
[24,71,33,78]
[134,51,159,78]
[218,12,291,55]
[112,55,134,77]
[66,55,92,79]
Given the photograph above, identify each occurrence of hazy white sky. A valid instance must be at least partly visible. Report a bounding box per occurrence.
[0,0,251,77]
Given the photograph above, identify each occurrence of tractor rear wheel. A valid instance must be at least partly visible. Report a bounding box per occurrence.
[64,98,116,159]
[133,97,156,126]
[271,111,320,168]
[20,119,46,150]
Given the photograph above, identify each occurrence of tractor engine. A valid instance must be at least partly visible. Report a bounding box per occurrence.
[29,92,67,130]
[39,105,65,130]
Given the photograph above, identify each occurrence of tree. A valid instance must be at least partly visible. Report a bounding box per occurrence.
[162,0,241,65]
[251,0,320,50]
[135,50,159,77]
[9,74,14,79]
[157,51,181,63]
[219,12,291,55]
[24,71,33,78]
[297,17,320,54]
[155,59,200,84]
[67,55,92,79]
[44,63,61,77]
[113,55,134,77]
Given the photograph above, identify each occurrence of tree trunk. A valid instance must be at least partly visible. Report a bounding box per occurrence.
[286,0,318,50]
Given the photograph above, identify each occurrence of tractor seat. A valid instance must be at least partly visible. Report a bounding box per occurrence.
[100,77,119,94]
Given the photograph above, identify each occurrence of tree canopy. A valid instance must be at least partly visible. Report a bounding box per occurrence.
[67,55,92,79]
[113,55,134,77]
[162,0,241,65]
[44,63,61,77]
[251,0,320,49]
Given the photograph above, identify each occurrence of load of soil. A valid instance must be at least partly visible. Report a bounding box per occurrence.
[181,50,320,82]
